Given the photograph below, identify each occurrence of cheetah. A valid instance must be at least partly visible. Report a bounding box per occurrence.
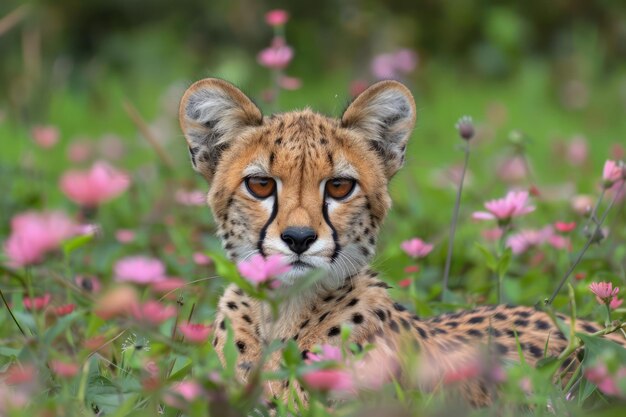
[178,78,625,407]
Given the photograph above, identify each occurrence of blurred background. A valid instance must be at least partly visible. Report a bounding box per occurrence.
[1,0,626,302]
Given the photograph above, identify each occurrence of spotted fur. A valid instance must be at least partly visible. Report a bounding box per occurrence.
[179,78,626,407]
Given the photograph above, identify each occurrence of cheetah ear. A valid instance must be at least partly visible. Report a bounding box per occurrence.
[179,78,263,181]
[341,80,416,178]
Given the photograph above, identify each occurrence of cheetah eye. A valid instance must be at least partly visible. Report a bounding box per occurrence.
[245,176,276,199]
[325,178,356,200]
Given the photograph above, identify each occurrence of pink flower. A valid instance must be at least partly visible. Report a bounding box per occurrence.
[4,211,76,267]
[307,344,342,363]
[165,380,203,407]
[302,369,353,392]
[257,37,293,69]
[192,252,212,266]
[265,9,289,26]
[506,226,553,254]
[547,234,571,251]
[554,221,576,233]
[94,285,138,319]
[131,300,177,325]
[566,136,588,166]
[602,160,625,187]
[114,256,166,284]
[278,75,302,90]
[585,363,620,396]
[370,49,417,80]
[66,140,92,162]
[31,125,59,148]
[115,229,135,243]
[610,297,624,310]
[398,278,412,288]
[178,323,211,343]
[443,360,482,384]
[75,276,101,293]
[53,304,76,316]
[481,228,503,241]
[237,254,291,285]
[175,189,206,206]
[400,238,433,258]
[496,156,528,183]
[571,194,595,216]
[50,360,79,378]
[472,191,535,222]
[404,265,419,273]
[23,294,51,311]
[589,282,620,306]
[349,79,368,98]
[151,277,187,294]
[60,161,130,207]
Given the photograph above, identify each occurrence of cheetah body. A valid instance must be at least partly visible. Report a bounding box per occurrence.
[178,78,624,406]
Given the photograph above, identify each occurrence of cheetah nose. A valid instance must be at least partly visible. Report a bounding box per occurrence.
[281,227,317,255]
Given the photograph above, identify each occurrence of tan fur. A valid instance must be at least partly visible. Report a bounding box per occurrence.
[178,78,626,408]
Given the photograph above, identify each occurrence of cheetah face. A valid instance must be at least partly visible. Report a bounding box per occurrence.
[179,79,416,286]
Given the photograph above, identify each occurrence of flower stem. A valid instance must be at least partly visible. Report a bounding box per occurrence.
[0,286,25,336]
[442,141,470,300]
[547,182,624,305]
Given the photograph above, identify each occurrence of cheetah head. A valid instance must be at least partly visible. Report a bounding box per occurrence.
[179,78,416,287]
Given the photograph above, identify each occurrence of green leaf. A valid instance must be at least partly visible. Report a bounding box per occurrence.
[497,247,512,277]
[282,339,302,367]
[63,234,94,257]
[475,243,497,270]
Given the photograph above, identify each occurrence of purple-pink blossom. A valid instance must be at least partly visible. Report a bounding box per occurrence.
[178,323,212,343]
[265,9,289,26]
[60,161,130,207]
[506,226,553,254]
[400,238,434,258]
[237,254,291,285]
[31,125,59,148]
[602,160,625,187]
[301,368,354,392]
[257,37,293,70]
[589,282,621,308]
[131,300,177,325]
[472,191,535,222]
[371,49,417,80]
[114,256,166,284]
[4,211,77,267]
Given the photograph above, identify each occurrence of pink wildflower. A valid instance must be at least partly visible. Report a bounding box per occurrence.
[571,194,594,216]
[66,140,92,162]
[302,369,354,392]
[237,254,291,285]
[178,323,211,343]
[257,37,293,70]
[554,221,576,233]
[307,344,343,363]
[60,161,130,207]
[585,363,620,396]
[589,282,620,306]
[53,304,76,316]
[548,235,571,251]
[131,300,177,325]
[506,226,553,254]
[75,276,101,293]
[50,360,79,378]
[115,229,135,243]
[278,75,302,90]
[566,136,588,166]
[404,265,419,273]
[481,228,503,242]
[400,238,433,258]
[349,79,368,98]
[31,125,59,148]
[472,191,535,222]
[398,278,412,288]
[4,211,76,267]
[192,252,212,266]
[151,277,187,294]
[23,294,51,311]
[496,156,527,183]
[165,380,203,407]
[610,297,624,310]
[443,360,482,384]
[265,9,289,26]
[371,49,417,80]
[602,160,625,188]
[114,256,166,284]
[174,189,206,206]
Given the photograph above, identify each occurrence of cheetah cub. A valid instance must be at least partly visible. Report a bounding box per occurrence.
[179,78,625,406]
